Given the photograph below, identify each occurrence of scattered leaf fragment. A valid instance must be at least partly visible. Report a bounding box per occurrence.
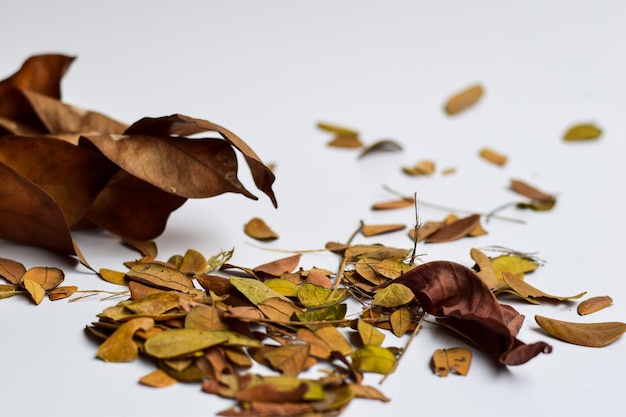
[139,369,178,388]
[402,160,435,176]
[371,197,415,211]
[244,217,279,241]
[444,84,484,115]
[361,223,406,237]
[535,315,626,347]
[425,214,481,243]
[563,123,602,141]
[316,121,359,137]
[431,347,472,377]
[578,296,613,316]
[47,285,78,301]
[479,148,508,166]
[510,179,555,202]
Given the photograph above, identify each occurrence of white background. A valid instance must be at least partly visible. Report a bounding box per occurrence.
[1,1,625,416]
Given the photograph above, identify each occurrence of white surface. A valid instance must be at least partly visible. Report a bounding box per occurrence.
[1,1,625,416]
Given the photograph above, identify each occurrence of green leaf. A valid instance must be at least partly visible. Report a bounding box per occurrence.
[144,328,230,359]
[294,303,347,324]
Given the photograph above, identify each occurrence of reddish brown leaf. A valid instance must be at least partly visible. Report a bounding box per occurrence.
[393,261,552,365]
[253,254,301,280]
[0,54,74,99]
[510,179,555,202]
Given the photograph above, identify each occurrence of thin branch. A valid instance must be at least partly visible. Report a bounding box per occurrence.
[328,221,364,300]
[379,309,426,384]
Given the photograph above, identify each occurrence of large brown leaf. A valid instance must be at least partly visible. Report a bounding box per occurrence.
[0,135,118,227]
[123,114,277,206]
[0,54,74,99]
[83,170,186,240]
[393,261,552,365]
[0,161,76,254]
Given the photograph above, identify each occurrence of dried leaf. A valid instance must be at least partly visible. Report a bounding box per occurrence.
[578,296,613,316]
[372,283,415,308]
[230,276,290,305]
[179,249,208,274]
[356,319,385,346]
[47,285,78,301]
[126,262,195,293]
[244,217,279,241]
[426,214,481,243]
[315,325,353,356]
[371,258,413,280]
[0,284,20,299]
[139,369,178,388]
[297,283,348,308]
[393,261,552,365]
[253,254,301,279]
[501,271,586,304]
[257,297,303,321]
[98,268,128,286]
[431,347,472,377]
[295,328,333,359]
[361,223,406,237]
[185,305,228,331]
[316,121,359,137]
[371,197,415,210]
[563,123,602,141]
[510,179,555,202]
[479,148,508,166]
[294,303,348,324]
[359,139,403,158]
[20,266,64,290]
[144,328,230,359]
[263,343,311,376]
[22,278,45,304]
[350,383,390,402]
[0,258,26,285]
[390,307,412,337]
[402,160,436,176]
[535,315,626,347]
[97,317,154,362]
[264,279,299,297]
[349,345,396,374]
[328,134,363,148]
[444,84,484,115]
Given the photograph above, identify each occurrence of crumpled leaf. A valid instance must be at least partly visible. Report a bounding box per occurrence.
[535,315,626,347]
[393,261,552,365]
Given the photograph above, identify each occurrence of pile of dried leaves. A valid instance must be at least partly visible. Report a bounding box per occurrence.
[0,53,276,267]
[1,56,624,417]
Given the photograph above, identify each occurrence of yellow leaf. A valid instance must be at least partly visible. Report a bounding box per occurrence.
[98,268,128,286]
[297,282,348,308]
[22,278,45,305]
[479,147,508,166]
[349,345,396,374]
[563,123,602,141]
[502,272,586,303]
[390,307,412,337]
[372,283,415,308]
[264,343,310,377]
[21,266,64,290]
[143,328,230,359]
[264,278,299,297]
[178,249,208,274]
[357,319,385,346]
[431,347,472,377]
[315,325,353,356]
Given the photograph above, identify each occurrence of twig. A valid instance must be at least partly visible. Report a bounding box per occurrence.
[328,221,364,300]
[68,289,130,302]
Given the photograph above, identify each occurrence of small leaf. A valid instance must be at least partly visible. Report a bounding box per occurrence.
[126,262,195,292]
[479,148,508,166]
[178,249,207,274]
[253,254,301,279]
[563,123,602,141]
[185,305,227,331]
[371,197,415,211]
[21,266,64,290]
[361,223,406,237]
[22,278,45,304]
[316,121,359,137]
[315,325,353,356]
[578,296,613,316]
[122,238,158,259]
[327,134,363,148]
[98,268,128,286]
[0,258,26,285]
[431,347,472,377]
[294,303,347,324]
[402,160,436,176]
[426,214,481,243]
[47,285,77,301]
[264,278,299,297]
[444,84,484,115]
[349,345,396,374]
[244,217,279,241]
[535,315,626,347]
[510,179,555,202]
[350,383,390,402]
[390,307,412,337]
[502,272,586,303]
[0,284,20,299]
[257,297,302,321]
[357,319,385,346]
[372,283,415,308]
[139,369,178,388]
